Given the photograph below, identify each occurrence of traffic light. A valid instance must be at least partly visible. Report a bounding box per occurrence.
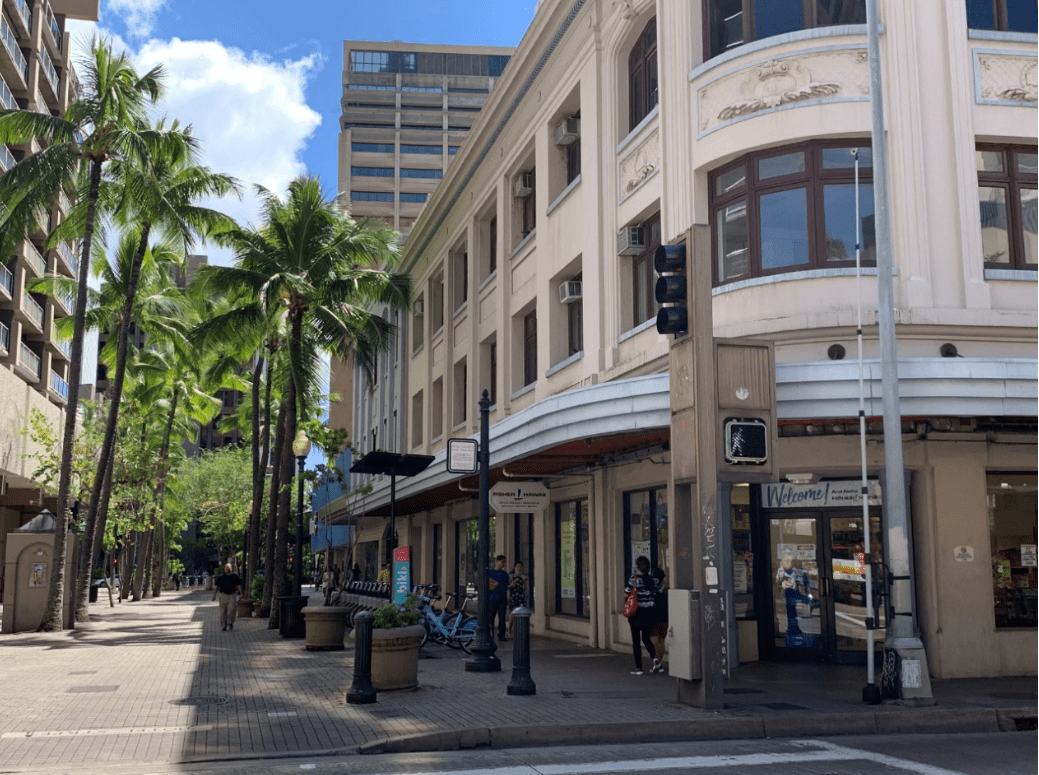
[654,242,687,335]
[723,418,768,464]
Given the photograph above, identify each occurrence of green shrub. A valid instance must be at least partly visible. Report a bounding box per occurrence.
[372,593,420,629]
[250,574,264,600]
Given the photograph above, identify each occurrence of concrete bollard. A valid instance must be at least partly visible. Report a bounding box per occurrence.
[347,610,377,704]
[506,606,536,696]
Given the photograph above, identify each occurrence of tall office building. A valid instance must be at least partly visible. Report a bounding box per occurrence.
[337,41,513,241]
[0,0,100,583]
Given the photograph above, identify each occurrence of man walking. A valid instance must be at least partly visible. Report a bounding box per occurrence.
[212,563,244,631]
[488,555,510,642]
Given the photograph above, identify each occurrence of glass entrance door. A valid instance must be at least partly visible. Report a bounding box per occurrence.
[766,511,885,662]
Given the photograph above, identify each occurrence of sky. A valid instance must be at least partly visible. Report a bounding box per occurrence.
[65,0,539,265]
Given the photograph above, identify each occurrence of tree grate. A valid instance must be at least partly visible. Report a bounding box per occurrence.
[169,696,229,706]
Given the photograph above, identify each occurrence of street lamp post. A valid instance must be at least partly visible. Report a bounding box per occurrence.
[292,430,312,599]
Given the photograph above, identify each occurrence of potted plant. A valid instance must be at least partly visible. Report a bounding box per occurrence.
[369,594,425,691]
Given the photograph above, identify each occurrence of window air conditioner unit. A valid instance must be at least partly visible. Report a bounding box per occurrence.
[513,172,534,198]
[616,225,646,255]
[413,299,424,317]
[554,116,580,146]
[558,280,582,304]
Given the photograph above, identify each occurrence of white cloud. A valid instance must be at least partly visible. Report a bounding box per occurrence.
[61,23,324,265]
[107,0,166,39]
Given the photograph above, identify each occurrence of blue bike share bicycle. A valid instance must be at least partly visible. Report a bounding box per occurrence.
[414,584,478,653]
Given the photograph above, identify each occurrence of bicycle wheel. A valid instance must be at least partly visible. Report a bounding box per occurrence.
[441,612,467,649]
[456,616,478,654]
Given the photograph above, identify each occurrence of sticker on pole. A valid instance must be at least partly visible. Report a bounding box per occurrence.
[488,482,549,513]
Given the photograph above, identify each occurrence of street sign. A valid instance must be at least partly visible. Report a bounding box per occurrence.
[447,438,478,474]
[488,481,550,513]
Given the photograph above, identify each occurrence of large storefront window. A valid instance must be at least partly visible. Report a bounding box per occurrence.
[988,472,1038,628]
[623,487,669,582]
[555,499,590,617]
[705,0,866,59]
[357,540,379,582]
[456,515,496,600]
[731,485,754,619]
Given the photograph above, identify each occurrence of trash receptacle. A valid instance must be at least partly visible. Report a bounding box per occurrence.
[277,595,308,638]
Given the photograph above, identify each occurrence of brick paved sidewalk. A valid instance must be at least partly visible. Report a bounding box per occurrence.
[0,589,1032,771]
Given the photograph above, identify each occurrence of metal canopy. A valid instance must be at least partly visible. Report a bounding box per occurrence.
[350,451,434,478]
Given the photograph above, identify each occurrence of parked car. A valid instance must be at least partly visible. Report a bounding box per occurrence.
[91,576,120,589]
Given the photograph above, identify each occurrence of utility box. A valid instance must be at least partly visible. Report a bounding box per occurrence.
[2,510,77,633]
[668,588,701,680]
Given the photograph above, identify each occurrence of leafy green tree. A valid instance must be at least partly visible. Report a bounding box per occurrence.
[0,40,171,631]
[195,176,410,625]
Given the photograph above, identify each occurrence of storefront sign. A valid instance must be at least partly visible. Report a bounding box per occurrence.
[954,546,975,563]
[760,480,881,509]
[392,546,411,606]
[1021,544,1037,567]
[446,439,478,474]
[489,481,550,513]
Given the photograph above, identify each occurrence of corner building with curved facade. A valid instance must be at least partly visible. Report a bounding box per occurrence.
[330,0,1037,678]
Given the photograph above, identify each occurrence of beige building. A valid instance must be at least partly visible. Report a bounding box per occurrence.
[0,0,99,592]
[327,0,1037,679]
[336,40,513,240]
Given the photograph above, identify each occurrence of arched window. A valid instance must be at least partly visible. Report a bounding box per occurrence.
[628,17,658,131]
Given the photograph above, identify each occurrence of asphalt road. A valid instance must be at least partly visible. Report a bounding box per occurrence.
[21,731,1037,775]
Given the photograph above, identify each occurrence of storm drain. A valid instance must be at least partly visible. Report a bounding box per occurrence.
[169,696,229,707]
[67,686,119,693]
[761,702,811,711]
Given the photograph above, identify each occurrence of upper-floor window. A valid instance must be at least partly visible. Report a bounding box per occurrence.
[705,0,866,59]
[710,141,875,286]
[966,0,1038,32]
[567,272,583,356]
[352,167,394,177]
[352,142,395,153]
[520,169,537,236]
[352,190,394,202]
[632,214,662,327]
[400,192,428,203]
[488,216,497,275]
[523,310,537,387]
[401,144,442,155]
[977,145,1037,269]
[566,111,582,185]
[628,17,658,130]
[401,168,443,179]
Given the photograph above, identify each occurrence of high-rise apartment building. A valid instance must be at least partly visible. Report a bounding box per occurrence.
[0,0,100,580]
[337,40,513,241]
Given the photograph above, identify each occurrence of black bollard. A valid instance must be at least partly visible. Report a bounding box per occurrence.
[347,610,377,704]
[506,606,536,696]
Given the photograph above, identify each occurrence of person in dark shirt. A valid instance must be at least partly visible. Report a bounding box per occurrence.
[624,556,659,674]
[488,555,510,641]
[212,563,244,631]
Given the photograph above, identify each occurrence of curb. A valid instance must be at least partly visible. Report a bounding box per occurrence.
[357,706,1033,755]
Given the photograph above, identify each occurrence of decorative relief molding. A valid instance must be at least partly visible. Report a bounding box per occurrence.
[697,47,868,136]
[975,52,1037,104]
[619,128,658,196]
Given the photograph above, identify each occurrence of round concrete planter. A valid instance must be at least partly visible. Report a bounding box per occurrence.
[236,598,255,618]
[371,624,425,690]
[302,606,349,651]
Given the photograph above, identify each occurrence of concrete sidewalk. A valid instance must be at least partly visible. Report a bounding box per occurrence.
[0,589,1033,771]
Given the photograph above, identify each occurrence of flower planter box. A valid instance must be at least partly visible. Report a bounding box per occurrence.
[236,598,255,618]
[302,606,349,651]
[370,624,425,690]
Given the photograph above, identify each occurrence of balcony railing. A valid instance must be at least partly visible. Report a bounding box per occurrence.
[34,86,48,113]
[1,263,13,295]
[0,143,14,173]
[38,45,58,96]
[0,16,29,85]
[0,320,9,355]
[44,4,61,54]
[19,342,41,378]
[0,72,15,110]
[57,241,78,276]
[58,191,71,214]
[23,291,44,328]
[55,289,74,314]
[51,326,71,358]
[25,241,47,276]
[50,370,68,399]
[10,0,32,35]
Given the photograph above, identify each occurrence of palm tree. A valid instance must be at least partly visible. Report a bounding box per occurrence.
[69,129,239,621]
[0,39,170,631]
[195,176,410,625]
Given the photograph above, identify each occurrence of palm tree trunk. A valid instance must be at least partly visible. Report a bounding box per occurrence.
[259,404,286,618]
[246,355,265,595]
[149,385,179,598]
[132,528,151,601]
[269,385,296,630]
[74,226,151,621]
[40,158,104,632]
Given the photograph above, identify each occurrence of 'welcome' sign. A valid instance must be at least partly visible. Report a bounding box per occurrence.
[760,480,881,509]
